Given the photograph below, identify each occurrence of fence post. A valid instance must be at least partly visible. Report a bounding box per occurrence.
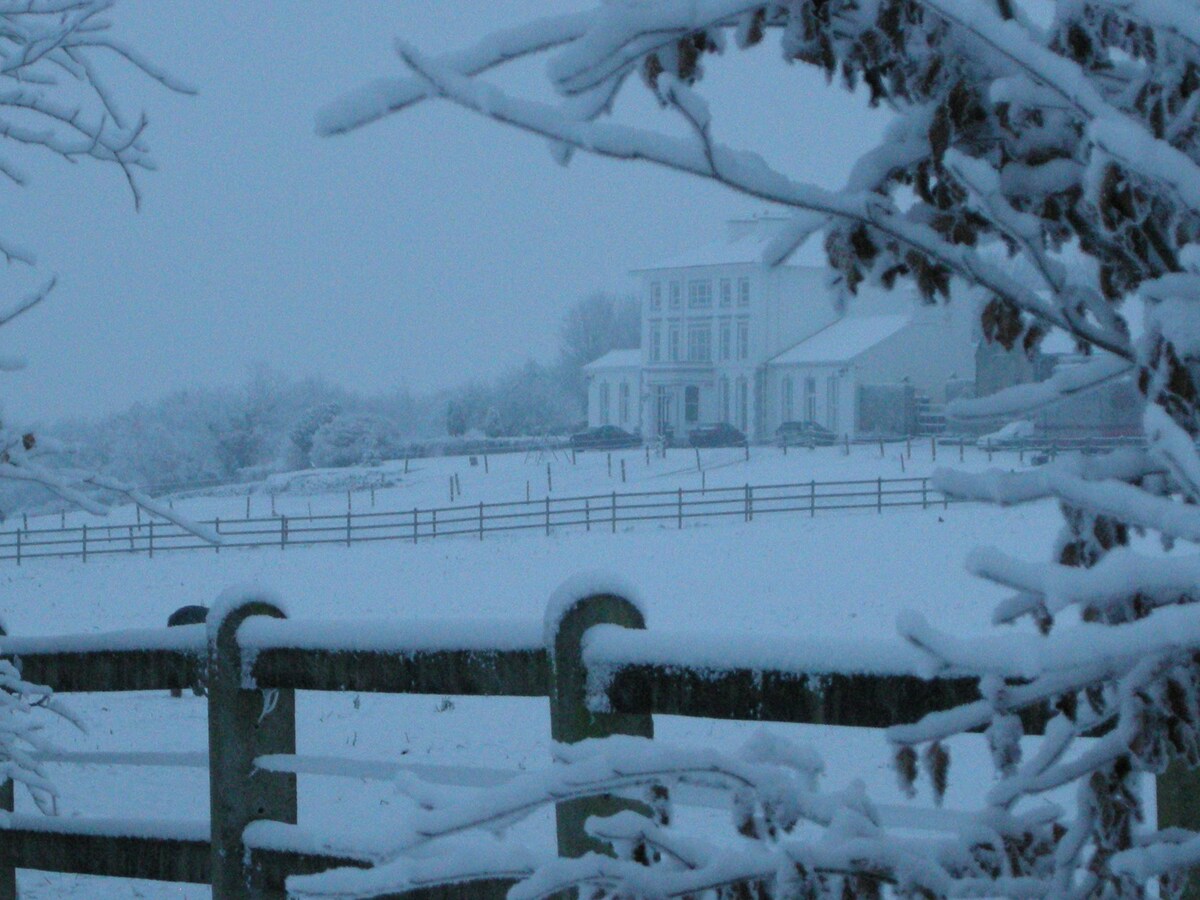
[479,501,484,540]
[207,593,297,899]
[611,491,616,534]
[677,487,683,529]
[215,517,221,554]
[0,622,13,900]
[547,586,653,858]
[14,529,19,567]
[82,524,87,563]
[810,479,816,517]
[877,477,882,514]
[585,497,590,532]
[413,508,418,544]
[922,478,928,510]
[346,511,351,548]
[748,485,754,522]
[148,520,154,558]
[281,515,288,550]
[545,497,551,536]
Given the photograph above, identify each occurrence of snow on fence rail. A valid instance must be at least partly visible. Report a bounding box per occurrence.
[1,585,1198,899]
[0,476,960,564]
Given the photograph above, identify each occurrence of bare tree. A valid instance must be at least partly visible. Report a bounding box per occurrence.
[308,2,1200,897]
[0,1,213,540]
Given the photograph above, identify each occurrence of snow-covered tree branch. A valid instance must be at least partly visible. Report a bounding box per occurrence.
[322,0,1200,895]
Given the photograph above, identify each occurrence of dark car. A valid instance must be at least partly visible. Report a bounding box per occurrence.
[688,422,748,448]
[569,425,640,451]
[776,420,837,447]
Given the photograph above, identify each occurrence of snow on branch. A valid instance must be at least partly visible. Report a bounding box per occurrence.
[946,355,1133,422]
[394,41,1132,360]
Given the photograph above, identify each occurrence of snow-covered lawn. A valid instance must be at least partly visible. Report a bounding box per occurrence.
[0,495,1103,897]
[29,441,1031,532]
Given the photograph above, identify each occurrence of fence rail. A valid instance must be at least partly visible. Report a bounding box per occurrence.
[0,587,1198,898]
[0,476,959,564]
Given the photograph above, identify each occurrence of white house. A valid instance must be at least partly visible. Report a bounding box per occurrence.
[583,349,641,429]
[585,216,978,441]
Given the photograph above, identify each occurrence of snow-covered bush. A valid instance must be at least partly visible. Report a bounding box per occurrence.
[309,412,401,468]
[312,0,1200,895]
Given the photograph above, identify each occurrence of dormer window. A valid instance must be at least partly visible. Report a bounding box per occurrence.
[719,279,732,307]
[687,279,712,309]
[669,281,681,309]
[737,277,751,307]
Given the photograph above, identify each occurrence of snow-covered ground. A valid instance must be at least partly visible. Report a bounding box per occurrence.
[30,440,1031,532]
[0,487,1122,898]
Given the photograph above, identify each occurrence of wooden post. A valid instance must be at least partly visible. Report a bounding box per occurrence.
[148,520,154,558]
[1158,762,1200,898]
[0,623,13,900]
[346,511,351,548]
[747,485,753,521]
[404,457,410,474]
[82,524,87,563]
[810,479,816,517]
[484,453,489,473]
[620,459,626,484]
[607,453,612,477]
[207,594,297,899]
[526,481,531,503]
[922,478,928,510]
[611,491,617,533]
[677,487,683,529]
[433,509,438,538]
[479,502,484,540]
[694,447,701,471]
[281,516,287,550]
[413,508,418,544]
[246,495,251,518]
[877,477,883,514]
[547,463,553,493]
[15,529,20,566]
[585,497,591,532]
[545,497,551,536]
[879,438,884,458]
[931,435,937,462]
[215,517,221,554]
[547,589,653,859]
[645,446,650,466]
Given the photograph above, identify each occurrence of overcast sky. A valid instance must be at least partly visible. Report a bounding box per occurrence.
[2,1,891,425]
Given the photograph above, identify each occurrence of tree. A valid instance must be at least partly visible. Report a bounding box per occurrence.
[308,2,1200,897]
[309,412,400,468]
[559,292,641,404]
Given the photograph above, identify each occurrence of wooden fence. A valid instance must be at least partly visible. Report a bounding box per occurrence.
[1,589,1198,898]
[0,476,958,564]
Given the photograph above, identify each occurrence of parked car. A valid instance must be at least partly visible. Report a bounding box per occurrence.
[775,420,837,447]
[569,425,640,451]
[688,422,748,448]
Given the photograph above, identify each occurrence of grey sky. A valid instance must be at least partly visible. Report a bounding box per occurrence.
[3,1,891,425]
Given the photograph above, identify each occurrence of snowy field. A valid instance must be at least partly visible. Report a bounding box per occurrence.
[32,440,1037,532]
[0,484,1133,898]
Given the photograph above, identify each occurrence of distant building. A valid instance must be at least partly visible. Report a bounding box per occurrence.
[584,216,979,441]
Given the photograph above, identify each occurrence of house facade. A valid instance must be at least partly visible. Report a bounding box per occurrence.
[585,216,979,441]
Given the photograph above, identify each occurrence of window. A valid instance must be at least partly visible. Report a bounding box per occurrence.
[782,375,794,423]
[719,377,730,423]
[737,319,750,360]
[669,325,681,362]
[620,382,631,424]
[737,277,751,307]
[669,281,682,309]
[687,325,711,362]
[685,385,700,423]
[719,278,732,308]
[649,282,662,311]
[826,376,839,431]
[599,382,610,424]
[649,322,662,362]
[719,320,732,361]
[804,376,817,422]
[687,279,712,309]
[737,377,749,432]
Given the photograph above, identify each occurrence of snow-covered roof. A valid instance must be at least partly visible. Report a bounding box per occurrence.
[634,216,831,272]
[770,315,911,366]
[584,349,642,370]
